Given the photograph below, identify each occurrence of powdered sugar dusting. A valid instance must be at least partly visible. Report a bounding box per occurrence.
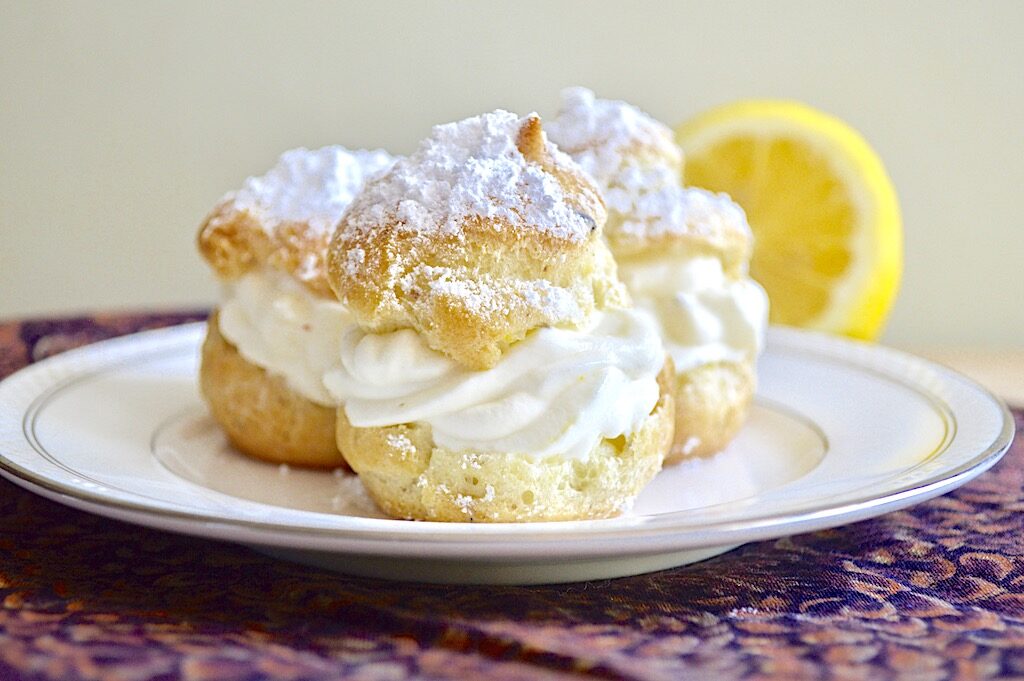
[385,432,417,461]
[621,186,750,241]
[548,88,749,241]
[547,87,681,188]
[341,110,595,243]
[228,146,394,235]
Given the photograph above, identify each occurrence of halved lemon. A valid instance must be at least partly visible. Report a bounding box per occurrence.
[676,100,902,340]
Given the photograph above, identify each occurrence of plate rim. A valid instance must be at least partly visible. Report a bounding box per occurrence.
[0,322,1015,556]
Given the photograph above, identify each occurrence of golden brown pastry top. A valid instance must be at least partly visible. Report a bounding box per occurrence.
[547,87,752,272]
[197,146,394,297]
[327,110,628,370]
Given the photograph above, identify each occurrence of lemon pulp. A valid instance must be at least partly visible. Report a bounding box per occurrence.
[677,101,902,340]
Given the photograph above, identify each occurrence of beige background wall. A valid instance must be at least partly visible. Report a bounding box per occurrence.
[1,1,1021,347]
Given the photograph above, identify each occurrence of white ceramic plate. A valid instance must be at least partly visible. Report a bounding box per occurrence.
[0,323,1013,584]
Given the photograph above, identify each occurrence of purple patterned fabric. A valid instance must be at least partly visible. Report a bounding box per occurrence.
[0,312,1021,680]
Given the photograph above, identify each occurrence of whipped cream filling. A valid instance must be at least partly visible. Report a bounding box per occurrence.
[618,255,768,373]
[217,270,352,407]
[323,310,664,461]
[218,270,666,461]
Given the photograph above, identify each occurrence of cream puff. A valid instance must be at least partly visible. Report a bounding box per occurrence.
[548,88,768,463]
[196,146,393,467]
[324,111,675,521]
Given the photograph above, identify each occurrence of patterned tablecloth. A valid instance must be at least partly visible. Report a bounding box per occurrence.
[0,312,1021,681]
